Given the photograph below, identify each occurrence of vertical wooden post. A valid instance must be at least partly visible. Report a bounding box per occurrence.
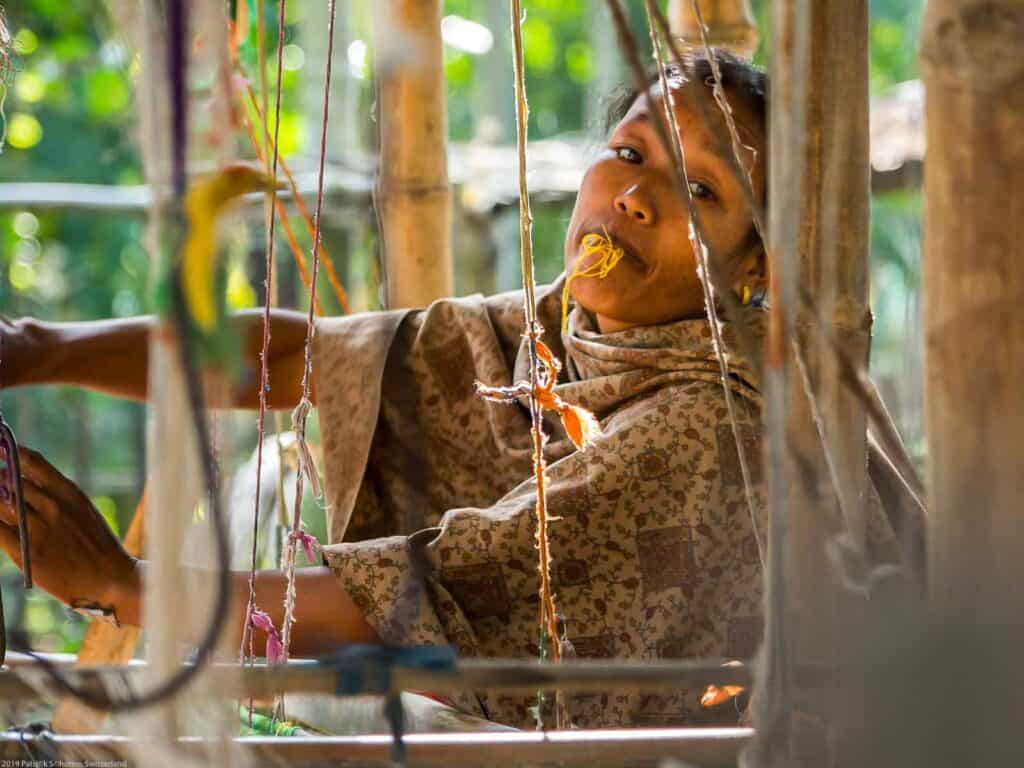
[373,0,452,309]
[920,0,1024,616]
[919,5,1024,763]
[762,0,872,763]
[792,0,873,547]
[132,0,209,749]
[669,0,759,59]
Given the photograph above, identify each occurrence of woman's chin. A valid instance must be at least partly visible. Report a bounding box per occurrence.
[570,272,637,317]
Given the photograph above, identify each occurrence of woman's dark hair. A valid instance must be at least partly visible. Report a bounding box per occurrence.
[603,49,767,136]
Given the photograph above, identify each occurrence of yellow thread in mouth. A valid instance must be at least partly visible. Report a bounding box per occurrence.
[561,228,626,331]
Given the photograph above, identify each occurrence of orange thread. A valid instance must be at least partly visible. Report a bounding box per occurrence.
[243,86,351,314]
[241,113,324,316]
[477,339,600,454]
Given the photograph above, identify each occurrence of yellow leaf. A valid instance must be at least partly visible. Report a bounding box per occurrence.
[181,165,281,331]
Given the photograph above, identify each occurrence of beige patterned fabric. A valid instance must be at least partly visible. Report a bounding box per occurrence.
[314,281,772,728]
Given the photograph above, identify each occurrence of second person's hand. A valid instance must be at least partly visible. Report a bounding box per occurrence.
[0,445,141,626]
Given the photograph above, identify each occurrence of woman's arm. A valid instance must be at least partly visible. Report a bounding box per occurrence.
[109,563,379,658]
[2,310,317,409]
[0,446,376,656]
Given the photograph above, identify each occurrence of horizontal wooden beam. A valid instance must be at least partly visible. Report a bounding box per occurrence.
[0,84,927,216]
[1,654,751,704]
[0,728,753,767]
[0,166,922,219]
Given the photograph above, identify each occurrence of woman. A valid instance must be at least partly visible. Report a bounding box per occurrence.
[0,53,897,728]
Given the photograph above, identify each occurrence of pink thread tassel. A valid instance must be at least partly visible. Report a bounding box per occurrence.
[248,607,285,665]
[291,529,321,564]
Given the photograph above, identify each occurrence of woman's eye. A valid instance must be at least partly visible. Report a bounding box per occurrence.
[688,180,715,201]
[615,146,642,164]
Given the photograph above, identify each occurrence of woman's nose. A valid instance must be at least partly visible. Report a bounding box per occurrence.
[613,185,655,225]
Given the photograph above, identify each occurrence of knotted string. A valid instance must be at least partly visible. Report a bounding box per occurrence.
[279,0,337,668]
[477,339,600,453]
[241,0,289,724]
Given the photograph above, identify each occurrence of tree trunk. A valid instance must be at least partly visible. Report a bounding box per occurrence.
[668,0,759,59]
[919,3,1024,763]
[373,0,452,309]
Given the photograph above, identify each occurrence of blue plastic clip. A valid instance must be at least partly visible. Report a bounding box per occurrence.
[323,645,458,765]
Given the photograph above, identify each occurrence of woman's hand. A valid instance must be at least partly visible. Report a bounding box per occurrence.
[0,445,140,625]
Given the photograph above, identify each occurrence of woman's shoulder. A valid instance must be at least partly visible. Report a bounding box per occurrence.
[604,377,759,432]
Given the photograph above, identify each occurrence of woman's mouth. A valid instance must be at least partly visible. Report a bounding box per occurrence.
[581,229,648,274]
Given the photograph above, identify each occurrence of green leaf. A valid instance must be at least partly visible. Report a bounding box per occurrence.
[85,70,130,118]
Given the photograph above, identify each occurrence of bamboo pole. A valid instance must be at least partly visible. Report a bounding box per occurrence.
[133,0,197,747]
[783,0,872,604]
[920,0,1024,626]
[757,0,872,764]
[668,0,758,58]
[373,0,452,309]
[919,2,1024,763]
[0,729,752,767]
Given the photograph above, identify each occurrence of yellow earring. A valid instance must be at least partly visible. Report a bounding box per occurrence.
[741,285,752,306]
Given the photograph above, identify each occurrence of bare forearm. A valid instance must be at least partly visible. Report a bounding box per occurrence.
[6,310,316,408]
[5,316,152,399]
[114,561,377,657]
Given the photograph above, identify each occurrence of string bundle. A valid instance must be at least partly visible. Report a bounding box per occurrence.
[477,338,600,453]
[560,229,626,332]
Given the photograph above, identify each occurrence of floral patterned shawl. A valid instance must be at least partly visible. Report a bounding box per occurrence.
[313,281,772,728]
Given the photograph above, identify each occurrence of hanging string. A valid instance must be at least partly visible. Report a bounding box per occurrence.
[225,9,349,317]
[238,79,352,315]
[239,109,324,317]
[642,9,801,754]
[604,0,764,570]
[659,2,920,522]
[674,2,869,544]
[240,0,289,723]
[508,0,562,677]
[279,0,338,663]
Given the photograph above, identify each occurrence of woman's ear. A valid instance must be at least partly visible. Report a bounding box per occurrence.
[732,238,768,303]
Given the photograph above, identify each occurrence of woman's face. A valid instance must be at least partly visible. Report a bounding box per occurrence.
[565,80,765,332]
